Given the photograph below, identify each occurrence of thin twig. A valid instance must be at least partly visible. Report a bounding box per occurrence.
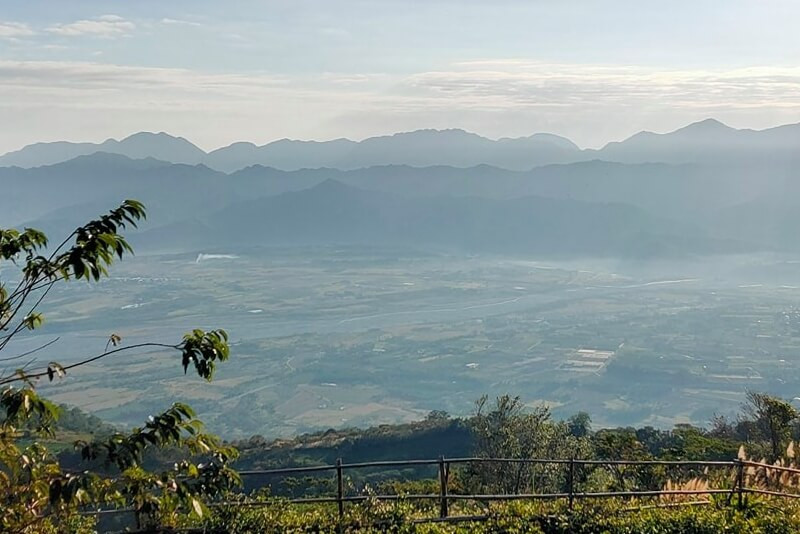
[0,280,57,352]
[0,342,180,385]
[0,336,60,362]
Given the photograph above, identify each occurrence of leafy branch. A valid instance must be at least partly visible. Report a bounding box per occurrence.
[0,200,237,532]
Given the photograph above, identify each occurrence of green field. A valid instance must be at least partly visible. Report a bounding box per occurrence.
[28,247,800,438]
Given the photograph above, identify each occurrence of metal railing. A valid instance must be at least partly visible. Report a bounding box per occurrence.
[88,456,800,530]
[233,457,741,518]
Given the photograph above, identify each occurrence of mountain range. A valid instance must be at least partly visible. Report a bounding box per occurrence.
[0,154,792,258]
[2,117,800,258]
[132,178,743,257]
[3,119,800,172]
[0,132,205,168]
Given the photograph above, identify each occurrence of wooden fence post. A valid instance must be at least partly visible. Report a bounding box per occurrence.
[336,458,344,529]
[568,457,575,510]
[438,456,449,518]
[736,459,745,509]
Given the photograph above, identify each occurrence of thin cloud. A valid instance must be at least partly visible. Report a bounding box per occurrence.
[0,21,35,40]
[1,59,800,152]
[0,60,336,108]
[46,15,135,37]
[161,18,203,28]
[0,60,370,153]
[405,61,800,111]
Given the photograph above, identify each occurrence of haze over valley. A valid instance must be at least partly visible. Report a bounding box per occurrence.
[10,4,800,532]
[4,120,800,437]
[4,0,800,441]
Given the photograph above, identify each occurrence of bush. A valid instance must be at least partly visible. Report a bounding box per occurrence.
[195,497,800,533]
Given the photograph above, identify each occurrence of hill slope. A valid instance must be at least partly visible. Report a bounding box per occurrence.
[132,179,743,258]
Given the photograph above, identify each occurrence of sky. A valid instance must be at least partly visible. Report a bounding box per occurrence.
[1,0,800,153]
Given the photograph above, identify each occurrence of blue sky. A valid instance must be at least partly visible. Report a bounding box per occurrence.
[1,1,799,152]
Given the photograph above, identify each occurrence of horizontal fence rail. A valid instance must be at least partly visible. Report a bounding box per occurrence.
[86,457,800,531]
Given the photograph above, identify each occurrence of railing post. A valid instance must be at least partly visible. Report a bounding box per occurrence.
[568,457,575,511]
[736,459,745,509]
[336,458,344,530]
[438,455,449,518]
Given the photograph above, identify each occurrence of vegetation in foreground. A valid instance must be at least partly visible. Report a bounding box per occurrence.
[194,498,800,533]
[5,202,800,533]
[0,202,235,532]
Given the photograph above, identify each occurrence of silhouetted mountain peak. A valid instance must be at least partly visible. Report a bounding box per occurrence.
[607,118,734,148]
[115,131,206,158]
[121,131,178,141]
[674,118,733,134]
[504,133,581,151]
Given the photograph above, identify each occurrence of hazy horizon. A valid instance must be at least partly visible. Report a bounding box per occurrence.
[2,1,800,154]
[5,1,800,438]
[8,6,800,530]
[3,116,792,155]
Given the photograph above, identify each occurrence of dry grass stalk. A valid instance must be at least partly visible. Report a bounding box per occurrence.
[660,477,710,503]
[738,441,800,493]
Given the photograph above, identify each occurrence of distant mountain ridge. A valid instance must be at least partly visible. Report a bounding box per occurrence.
[2,149,796,254]
[4,118,800,258]
[589,118,800,164]
[133,178,742,258]
[205,128,581,173]
[4,119,800,172]
[0,132,205,168]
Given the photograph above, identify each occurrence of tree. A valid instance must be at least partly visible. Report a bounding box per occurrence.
[425,410,450,422]
[0,201,237,532]
[741,391,798,461]
[467,395,590,494]
[593,428,655,490]
[567,412,592,438]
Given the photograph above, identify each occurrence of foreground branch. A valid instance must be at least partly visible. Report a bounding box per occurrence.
[0,342,180,385]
